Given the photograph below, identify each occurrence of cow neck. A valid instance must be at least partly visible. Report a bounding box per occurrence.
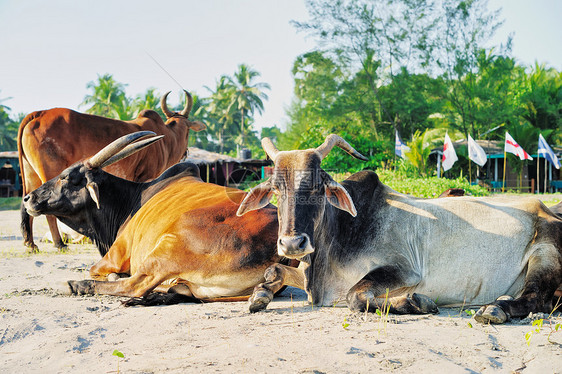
[88,178,144,256]
[303,198,341,302]
[305,170,381,303]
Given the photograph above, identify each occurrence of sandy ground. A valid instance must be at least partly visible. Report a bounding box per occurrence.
[1,209,561,373]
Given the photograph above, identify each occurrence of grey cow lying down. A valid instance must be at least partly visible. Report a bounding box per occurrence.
[237,134,562,324]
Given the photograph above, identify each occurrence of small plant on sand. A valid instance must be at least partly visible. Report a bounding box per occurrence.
[112,349,124,373]
[464,309,475,328]
[342,317,350,330]
[375,289,391,337]
[524,300,562,346]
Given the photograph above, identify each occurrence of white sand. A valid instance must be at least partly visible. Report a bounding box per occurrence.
[0,210,561,373]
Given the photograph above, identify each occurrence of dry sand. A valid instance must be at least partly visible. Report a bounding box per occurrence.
[0,210,561,373]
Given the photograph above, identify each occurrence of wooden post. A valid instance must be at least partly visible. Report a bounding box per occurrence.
[544,158,548,193]
[502,151,507,193]
[536,155,540,194]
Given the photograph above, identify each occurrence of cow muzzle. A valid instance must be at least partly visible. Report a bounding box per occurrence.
[23,194,41,217]
[277,234,314,258]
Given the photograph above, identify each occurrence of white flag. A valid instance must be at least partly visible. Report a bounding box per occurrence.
[505,132,533,160]
[442,133,458,171]
[468,135,487,166]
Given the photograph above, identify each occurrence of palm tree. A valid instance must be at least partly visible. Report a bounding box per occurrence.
[226,64,270,150]
[0,91,17,151]
[0,90,12,111]
[134,88,162,118]
[81,74,128,117]
[204,76,239,153]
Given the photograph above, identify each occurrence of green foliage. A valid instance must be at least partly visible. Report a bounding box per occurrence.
[196,65,270,155]
[377,168,489,198]
[0,91,18,151]
[0,197,22,211]
[282,0,560,181]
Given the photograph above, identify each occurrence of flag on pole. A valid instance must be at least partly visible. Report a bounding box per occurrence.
[395,131,410,158]
[538,134,560,169]
[505,132,533,160]
[442,133,458,171]
[467,135,487,166]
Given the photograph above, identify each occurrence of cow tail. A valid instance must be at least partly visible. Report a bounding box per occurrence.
[122,292,202,307]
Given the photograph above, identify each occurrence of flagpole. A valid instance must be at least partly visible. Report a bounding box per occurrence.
[544,158,548,193]
[536,155,540,194]
[502,150,507,193]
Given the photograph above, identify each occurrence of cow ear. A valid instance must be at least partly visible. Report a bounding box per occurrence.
[86,182,100,209]
[325,179,357,217]
[189,121,206,132]
[237,181,273,216]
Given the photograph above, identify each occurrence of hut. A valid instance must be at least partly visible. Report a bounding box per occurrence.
[184,147,271,187]
[433,139,561,192]
[0,151,20,197]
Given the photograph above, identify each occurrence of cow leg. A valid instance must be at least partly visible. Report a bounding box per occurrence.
[46,215,67,250]
[346,265,438,315]
[67,272,167,298]
[249,263,306,313]
[89,244,130,280]
[21,203,38,253]
[475,248,562,324]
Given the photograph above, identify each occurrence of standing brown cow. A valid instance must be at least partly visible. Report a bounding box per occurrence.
[18,90,205,251]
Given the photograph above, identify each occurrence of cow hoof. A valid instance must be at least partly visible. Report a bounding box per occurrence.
[25,243,39,254]
[55,281,74,296]
[412,293,439,314]
[56,243,69,252]
[249,290,273,313]
[67,280,94,295]
[474,304,508,324]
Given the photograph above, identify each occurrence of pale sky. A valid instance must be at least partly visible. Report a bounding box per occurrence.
[0,0,560,131]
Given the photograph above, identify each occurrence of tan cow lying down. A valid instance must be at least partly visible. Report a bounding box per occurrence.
[237,134,562,324]
[23,132,283,304]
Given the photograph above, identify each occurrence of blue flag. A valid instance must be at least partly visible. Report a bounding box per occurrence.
[395,131,410,158]
[538,134,560,169]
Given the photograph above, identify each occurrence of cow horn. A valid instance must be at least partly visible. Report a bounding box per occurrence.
[86,131,157,169]
[314,134,368,161]
[160,91,175,119]
[179,90,193,117]
[261,138,279,160]
[100,135,165,169]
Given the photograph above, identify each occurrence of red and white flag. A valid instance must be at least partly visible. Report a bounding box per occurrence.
[442,133,458,171]
[505,132,533,160]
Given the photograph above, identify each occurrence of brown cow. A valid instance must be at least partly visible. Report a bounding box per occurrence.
[23,132,282,303]
[18,90,205,251]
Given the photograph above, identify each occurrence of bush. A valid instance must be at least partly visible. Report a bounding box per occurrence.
[377,169,489,198]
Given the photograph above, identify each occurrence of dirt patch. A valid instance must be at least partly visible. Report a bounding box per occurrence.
[0,210,560,373]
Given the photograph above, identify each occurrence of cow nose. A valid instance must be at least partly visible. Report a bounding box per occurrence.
[23,194,31,203]
[277,234,313,258]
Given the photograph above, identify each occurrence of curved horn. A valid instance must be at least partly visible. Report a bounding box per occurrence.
[179,90,193,117]
[160,91,175,119]
[261,137,279,160]
[315,134,368,161]
[100,135,164,169]
[86,131,157,169]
